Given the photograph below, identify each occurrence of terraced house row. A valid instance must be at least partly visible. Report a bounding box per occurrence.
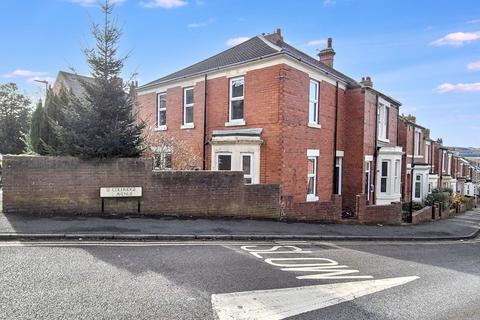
[137,29,480,224]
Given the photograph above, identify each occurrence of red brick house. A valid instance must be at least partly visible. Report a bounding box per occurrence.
[343,77,403,212]
[398,115,431,203]
[136,30,403,223]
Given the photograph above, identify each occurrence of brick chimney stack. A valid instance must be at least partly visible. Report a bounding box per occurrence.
[267,28,284,43]
[318,38,335,67]
[405,114,417,123]
[360,76,373,88]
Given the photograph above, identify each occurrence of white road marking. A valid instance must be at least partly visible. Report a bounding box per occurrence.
[211,276,419,320]
[241,245,373,280]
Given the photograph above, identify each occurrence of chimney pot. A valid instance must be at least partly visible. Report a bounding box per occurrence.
[360,76,373,88]
[318,37,335,67]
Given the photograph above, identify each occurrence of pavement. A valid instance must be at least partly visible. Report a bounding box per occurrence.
[1,204,480,241]
[1,238,479,319]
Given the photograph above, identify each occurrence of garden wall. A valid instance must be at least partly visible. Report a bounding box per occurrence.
[2,156,280,219]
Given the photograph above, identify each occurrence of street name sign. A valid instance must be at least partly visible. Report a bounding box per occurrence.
[100,187,142,198]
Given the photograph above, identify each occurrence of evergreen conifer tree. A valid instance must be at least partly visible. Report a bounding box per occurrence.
[62,0,143,158]
[29,100,46,154]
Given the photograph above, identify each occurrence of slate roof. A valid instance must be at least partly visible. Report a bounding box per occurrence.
[139,32,359,90]
[53,71,94,97]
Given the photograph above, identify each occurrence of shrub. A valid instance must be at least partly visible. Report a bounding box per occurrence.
[425,192,450,208]
[442,188,454,196]
[450,193,470,207]
[402,201,426,212]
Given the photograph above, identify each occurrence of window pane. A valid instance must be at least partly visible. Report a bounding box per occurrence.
[218,155,231,171]
[231,100,244,120]
[415,182,421,198]
[242,155,251,175]
[159,94,166,109]
[309,102,317,123]
[185,89,194,105]
[185,106,194,124]
[245,177,252,184]
[381,161,388,176]
[164,153,172,169]
[308,158,315,174]
[308,176,315,194]
[159,110,166,126]
[231,79,244,98]
[381,177,387,192]
[309,81,318,101]
[334,166,340,194]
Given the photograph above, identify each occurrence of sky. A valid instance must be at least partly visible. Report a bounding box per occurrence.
[1,0,479,147]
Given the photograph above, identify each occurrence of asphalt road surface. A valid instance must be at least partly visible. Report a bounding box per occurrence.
[1,239,479,319]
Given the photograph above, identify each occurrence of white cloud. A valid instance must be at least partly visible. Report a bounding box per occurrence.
[187,18,213,28]
[71,0,126,7]
[3,69,49,78]
[467,19,480,24]
[28,76,56,85]
[467,60,480,70]
[226,37,249,46]
[141,0,187,8]
[323,0,336,5]
[430,31,480,46]
[436,82,480,93]
[306,39,327,47]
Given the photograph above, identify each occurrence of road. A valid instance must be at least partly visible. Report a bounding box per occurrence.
[1,239,479,320]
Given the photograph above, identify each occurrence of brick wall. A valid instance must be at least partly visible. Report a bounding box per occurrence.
[412,206,433,224]
[2,156,280,218]
[356,195,403,225]
[282,195,342,222]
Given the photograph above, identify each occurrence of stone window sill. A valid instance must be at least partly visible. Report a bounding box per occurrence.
[307,122,322,129]
[181,123,194,130]
[225,119,246,127]
[154,125,167,131]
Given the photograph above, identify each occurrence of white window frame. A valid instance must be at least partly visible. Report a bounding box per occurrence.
[306,149,319,202]
[227,77,246,126]
[307,156,318,202]
[377,101,389,142]
[414,174,422,199]
[240,153,253,184]
[156,93,167,130]
[335,156,343,195]
[394,159,400,194]
[365,161,372,201]
[153,151,172,170]
[448,154,452,174]
[442,151,447,173]
[414,129,421,156]
[182,87,194,128]
[380,160,390,194]
[308,79,320,127]
[215,153,232,171]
